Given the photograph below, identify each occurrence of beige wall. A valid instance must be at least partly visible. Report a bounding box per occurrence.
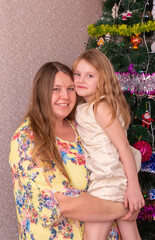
[0,1,101,239]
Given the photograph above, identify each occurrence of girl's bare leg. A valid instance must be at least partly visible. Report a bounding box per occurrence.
[84,221,113,240]
[116,219,141,240]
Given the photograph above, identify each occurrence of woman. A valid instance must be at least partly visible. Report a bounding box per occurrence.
[9,62,136,240]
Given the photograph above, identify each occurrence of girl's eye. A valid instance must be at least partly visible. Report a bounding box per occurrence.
[74,72,80,77]
[88,74,93,78]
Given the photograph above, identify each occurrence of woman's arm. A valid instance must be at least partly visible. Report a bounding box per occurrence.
[95,101,145,212]
[56,192,129,222]
[9,127,62,227]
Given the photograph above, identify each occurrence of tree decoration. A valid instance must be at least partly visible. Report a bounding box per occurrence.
[122,12,127,20]
[128,63,136,74]
[147,189,155,200]
[116,72,155,94]
[86,1,155,238]
[152,0,155,20]
[126,10,132,18]
[86,2,155,238]
[104,33,111,42]
[137,204,155,221]
[142,110,154,129]
[97,37,104,47]
[131,34,143,49]
[151,42,155,53]
[87,21,155,38]
[112,3,119,19]
[140,153,155,173]
[133,141,152,162]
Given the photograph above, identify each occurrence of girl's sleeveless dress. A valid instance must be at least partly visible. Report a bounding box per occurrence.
[76,101,128,202]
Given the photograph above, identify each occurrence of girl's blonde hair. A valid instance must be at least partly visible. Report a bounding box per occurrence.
[25,62,75,179]
[72,49,131,128]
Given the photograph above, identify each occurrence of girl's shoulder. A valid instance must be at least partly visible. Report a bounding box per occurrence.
[94,100,113,128]
[95,98,110,114]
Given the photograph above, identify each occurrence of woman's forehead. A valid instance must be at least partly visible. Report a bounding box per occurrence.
[54,71,74,86]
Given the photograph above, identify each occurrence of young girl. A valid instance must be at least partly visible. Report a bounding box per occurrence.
[73,49,145,240]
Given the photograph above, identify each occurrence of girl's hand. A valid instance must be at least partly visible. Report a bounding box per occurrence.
[124,185,145,212]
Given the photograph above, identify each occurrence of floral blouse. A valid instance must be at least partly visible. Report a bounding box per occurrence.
[9,118,120,240]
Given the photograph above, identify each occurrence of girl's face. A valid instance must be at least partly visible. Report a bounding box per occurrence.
[51,71,76,120]
[74,59,99,102]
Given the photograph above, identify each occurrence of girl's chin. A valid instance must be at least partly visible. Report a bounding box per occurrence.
[76,92,86,97]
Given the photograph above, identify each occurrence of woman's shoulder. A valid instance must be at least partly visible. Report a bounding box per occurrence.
[11,117,33,142]
[9,118,34,166]
[67,119,77,130]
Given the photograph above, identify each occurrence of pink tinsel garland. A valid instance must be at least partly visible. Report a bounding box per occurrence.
[116,72,155,95]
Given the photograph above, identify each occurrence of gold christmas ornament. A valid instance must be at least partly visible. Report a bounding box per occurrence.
[97,37,104,47]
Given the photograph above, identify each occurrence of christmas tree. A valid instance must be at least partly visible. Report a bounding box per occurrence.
[86,0,155,73]
[85,1,155,239]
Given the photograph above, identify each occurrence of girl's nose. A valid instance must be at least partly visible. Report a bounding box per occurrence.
[78,76,85,83]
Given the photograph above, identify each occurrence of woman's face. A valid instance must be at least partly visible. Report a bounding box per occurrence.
[51,71,76,120]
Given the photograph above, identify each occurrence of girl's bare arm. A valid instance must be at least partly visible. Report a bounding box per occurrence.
[95,101,145,212]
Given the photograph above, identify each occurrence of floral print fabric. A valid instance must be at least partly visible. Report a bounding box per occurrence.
[9,118,120,240]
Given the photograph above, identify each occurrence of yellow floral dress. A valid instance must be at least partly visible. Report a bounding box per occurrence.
[9,118,121,240]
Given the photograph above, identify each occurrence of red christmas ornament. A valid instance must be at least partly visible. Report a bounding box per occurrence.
[131,35,143,49]
[126,10,132,17]
[133,141,152,162]
[122,12,127,20]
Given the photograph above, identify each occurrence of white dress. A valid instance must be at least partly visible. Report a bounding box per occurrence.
[76,101,140,202]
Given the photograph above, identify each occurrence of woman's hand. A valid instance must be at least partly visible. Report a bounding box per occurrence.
[121,209,140,221]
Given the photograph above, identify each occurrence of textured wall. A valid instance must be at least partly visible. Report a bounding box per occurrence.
[0,1,101,239]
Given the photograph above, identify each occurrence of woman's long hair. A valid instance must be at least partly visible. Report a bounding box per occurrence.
[72,49,131,128]
[25,62,75,178]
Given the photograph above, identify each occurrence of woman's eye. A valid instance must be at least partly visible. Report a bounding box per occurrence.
[68,87,75,91]
[53,88,60,91]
